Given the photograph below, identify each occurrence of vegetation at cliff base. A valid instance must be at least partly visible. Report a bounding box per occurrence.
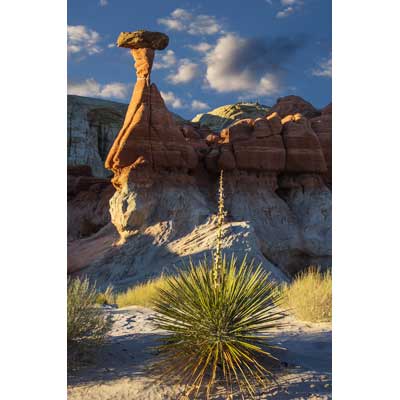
[67,277,113,366]
[151,171,285,399]
[282,266,332,323]
[115,275,169,308]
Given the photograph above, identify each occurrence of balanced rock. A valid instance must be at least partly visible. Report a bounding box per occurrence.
[105,31,197,189]
[117,30,169,50]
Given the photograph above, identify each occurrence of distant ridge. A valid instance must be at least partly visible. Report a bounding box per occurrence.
[192,102,271,132]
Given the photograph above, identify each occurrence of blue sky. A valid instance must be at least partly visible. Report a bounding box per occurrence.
[68,0,331,119]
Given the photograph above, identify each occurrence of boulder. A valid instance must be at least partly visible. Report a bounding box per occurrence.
[117,30,169,50]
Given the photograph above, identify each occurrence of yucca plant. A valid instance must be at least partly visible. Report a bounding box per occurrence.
[153,171,285,399]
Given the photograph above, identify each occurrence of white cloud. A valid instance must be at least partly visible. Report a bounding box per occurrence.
[107,43,116,48]
[168,59,200,84]
[153,50,177,70]
[276,7,295,18]
[99,0,108,6]
[188,42,213,53]
[160,91,185,109]
[67,79,130,99]
[191,100,210,111]
[204,34,281,96]
[312,57,332,78]
[158,8,222,35]
[276,0,303,18]
[67,25,102,56]
[281,0,298,5]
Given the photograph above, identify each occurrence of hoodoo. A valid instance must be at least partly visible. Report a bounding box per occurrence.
[105,30,198,190]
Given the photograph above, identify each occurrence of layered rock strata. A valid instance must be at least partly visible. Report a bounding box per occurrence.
[67,30,332,290]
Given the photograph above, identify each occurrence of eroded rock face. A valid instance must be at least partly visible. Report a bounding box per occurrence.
[67,166,114,240]
[282,113,327,173]
[67,31,331,288]
[269,95,320,119]
[105,46,197,190]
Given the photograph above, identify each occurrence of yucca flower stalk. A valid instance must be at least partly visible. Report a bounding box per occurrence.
[153,170,285,399]
[213,170,226,289]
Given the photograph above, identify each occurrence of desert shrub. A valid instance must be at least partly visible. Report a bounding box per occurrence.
[95,285,115,306]
[115,275,170,308]
[152,171,285,399]
[67,277,112,348]
[282,266,332,323]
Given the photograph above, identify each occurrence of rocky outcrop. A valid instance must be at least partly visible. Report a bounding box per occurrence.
[104,41,198,190]
[68,166,114,240]
[67,31,332,290]
[67,95,187,178]
[269,95,320,119]
[192,102,271,132]
[281,113,327,173]
[310,106,332,184]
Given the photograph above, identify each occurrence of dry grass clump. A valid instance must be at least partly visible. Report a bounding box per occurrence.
[95,285,115,306]
[67,277,113,367]
[115,275,169,308]
[282,266,332,323]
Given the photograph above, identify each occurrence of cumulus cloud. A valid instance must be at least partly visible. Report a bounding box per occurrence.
[67,79,130,99]
[160,91,185,109]
[188,42,213,53]
[168,59,200,84]
[99,0,108,6]
[204,33,304,96]
[191,99,210,111]
[158,8,222,35]
[153,50,177,70]
[67,25,102,56]
[312,56,332,78]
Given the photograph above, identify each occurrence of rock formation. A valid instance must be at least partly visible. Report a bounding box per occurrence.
[268,95,320,119]
[104,32,198,190]
[192,102,271,132]
[67,95,187,178]
[67,30,332,290]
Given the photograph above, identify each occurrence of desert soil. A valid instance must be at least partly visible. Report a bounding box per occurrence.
[68,306,331,400]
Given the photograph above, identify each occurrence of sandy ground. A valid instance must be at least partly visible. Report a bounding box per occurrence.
[68,306,331,400]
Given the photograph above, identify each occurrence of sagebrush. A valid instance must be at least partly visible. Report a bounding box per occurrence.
[67,277,112,349]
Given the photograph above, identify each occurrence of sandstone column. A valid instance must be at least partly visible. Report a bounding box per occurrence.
[105,30,197,190]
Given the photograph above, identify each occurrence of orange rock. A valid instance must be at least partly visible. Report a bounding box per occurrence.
[220,119,254,143]
[282,114,327,173]
[310,110,332,184]
[105,42,198,189]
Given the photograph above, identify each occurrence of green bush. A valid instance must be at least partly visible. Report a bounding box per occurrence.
[67,277,112,349]
[282,266,332,323]
[152,171,285,399]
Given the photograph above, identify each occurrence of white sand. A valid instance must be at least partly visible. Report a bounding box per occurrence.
[68,306,331,399]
